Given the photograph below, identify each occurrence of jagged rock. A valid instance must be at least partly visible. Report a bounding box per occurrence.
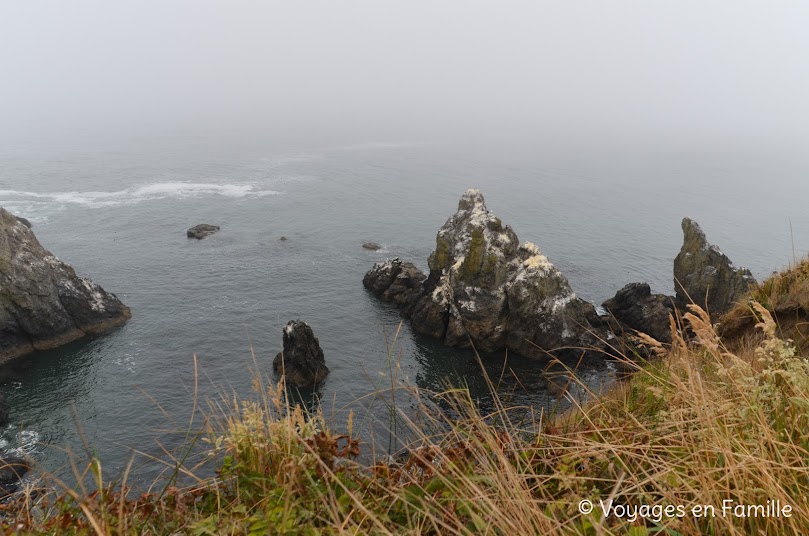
[363,190,607,359]
[363,258,426,316]
[186,224,220,240]
[273,320,329,388]
[603,283,675,343]
[362,242,382,250]
[0,208,132,362]
[674,218,756,316]
[14,216,31,229]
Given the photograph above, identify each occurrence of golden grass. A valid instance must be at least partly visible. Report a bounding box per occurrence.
[3,302,809,534]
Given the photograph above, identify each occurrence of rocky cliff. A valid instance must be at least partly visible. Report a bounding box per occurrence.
[674,218,756,316]
[364,190,606,359]
[0,208,131,362]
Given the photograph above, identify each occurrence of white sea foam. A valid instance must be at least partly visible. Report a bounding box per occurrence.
[0,181,281,210]
[0,429,41,456]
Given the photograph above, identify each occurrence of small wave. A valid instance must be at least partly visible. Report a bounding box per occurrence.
[0,181,280,211]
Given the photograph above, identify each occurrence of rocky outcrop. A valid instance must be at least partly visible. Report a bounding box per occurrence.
[187,224,220,240]
[674,218,756,316]
[364,190,607,359]
[14,216,31,229]
[362,242,382,250]
[0,456,29,498]
[0,208,132,362]
[602,283,675,343]
[273,320,329,388]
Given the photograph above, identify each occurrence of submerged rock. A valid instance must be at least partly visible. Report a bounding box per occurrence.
[603,283,675,343]
[186,224,220,240]
[364,189,607,359]
[273,320,329,388]
[362,242,382,250]
[674,218,756,316]
[0,208,132,362]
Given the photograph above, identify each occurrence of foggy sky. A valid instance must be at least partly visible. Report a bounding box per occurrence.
[1,1,808,147]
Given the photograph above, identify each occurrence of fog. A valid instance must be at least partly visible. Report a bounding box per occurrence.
[1,1,808,149]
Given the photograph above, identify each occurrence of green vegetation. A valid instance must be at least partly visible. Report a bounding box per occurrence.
[4,266,809,534]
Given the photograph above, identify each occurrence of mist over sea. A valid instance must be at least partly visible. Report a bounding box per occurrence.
[1,128,808,484]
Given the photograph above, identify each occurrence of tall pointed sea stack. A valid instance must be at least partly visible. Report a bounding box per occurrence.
[674,218,756,316]
[0,208,131,362]
[364,190,606,359]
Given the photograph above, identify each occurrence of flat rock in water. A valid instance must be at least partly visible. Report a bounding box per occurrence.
[0,207,132,362]
[674,218,756,316]
[362,242,381,250]
[273,320,329,388]
[364,189,608,359]
[187,224,220,240]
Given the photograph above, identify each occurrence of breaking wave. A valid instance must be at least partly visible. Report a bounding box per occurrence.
[0,182,280,211]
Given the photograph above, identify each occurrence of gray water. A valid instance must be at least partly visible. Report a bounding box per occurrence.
[1,128,808,486]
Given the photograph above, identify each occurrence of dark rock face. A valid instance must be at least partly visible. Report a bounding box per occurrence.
[362,242,381,250]
[0,393,8,425]
[0,208,132,362]
[674,218,756,316]
[273,320,329,388]
[364,190,607,359]
[0,456,29,498]
[14,216,31,229]
[603,283,675,343]
[187,224,220,240]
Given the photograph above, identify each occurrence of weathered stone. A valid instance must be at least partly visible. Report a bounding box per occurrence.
[273,320,329,388]
[186,224,220,240]
[363,190,607,359]
[0,208,132,363]
[674,218,756,316]
[362,242,382,250]
[14,216,31,229]
[363,258,426,317]
[603,283,675,343]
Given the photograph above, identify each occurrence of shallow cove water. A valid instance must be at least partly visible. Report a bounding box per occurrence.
[1,129,808,486]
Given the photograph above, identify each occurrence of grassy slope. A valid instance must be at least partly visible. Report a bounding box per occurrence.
[4,266,809,535]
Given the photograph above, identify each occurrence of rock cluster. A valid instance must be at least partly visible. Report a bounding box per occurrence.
[673,218,755,316]
[603,217,755,343]
[0,208,132,362]
[187,224,220,240]
[273,320,329,388]
[364,190,606,359]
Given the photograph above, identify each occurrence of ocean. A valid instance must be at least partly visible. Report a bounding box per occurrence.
[1,128,808,485]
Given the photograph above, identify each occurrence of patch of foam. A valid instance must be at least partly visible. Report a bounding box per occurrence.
[0,182,281,210]
[0,429,41,456]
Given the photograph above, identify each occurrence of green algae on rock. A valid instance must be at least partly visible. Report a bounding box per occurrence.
[364,190,607,359]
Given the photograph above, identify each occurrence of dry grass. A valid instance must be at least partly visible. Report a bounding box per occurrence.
[3,301,809,534]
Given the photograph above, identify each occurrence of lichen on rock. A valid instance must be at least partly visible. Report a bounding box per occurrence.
[0,207,131,362]
[364,189,607,359]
